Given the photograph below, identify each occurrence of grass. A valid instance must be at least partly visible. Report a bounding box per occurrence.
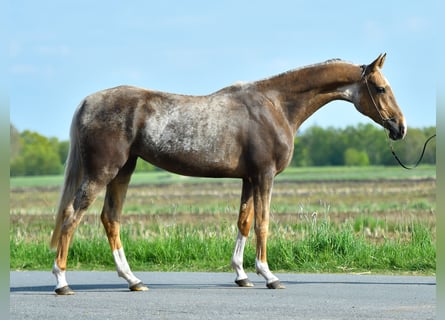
[10,166,436,275]
[10,215,435,274]
[9,165,436,188]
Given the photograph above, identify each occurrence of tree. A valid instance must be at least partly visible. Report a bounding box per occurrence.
[341,124,387,164]
[10,130,63,176]
[291,123,435,167]
[299,126,347,166]
[58,140,70,165]
[290,135,308,167]
[344,148,370,166]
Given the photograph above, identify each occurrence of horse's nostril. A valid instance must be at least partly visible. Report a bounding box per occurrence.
[400,125,407,139]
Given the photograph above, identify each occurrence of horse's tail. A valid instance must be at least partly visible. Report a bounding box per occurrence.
[50,102,85,250]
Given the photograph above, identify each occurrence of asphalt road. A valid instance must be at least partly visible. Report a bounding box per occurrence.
[10,271,435,320]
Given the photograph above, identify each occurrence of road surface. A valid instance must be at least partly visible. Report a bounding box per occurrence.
[10,271,435,319]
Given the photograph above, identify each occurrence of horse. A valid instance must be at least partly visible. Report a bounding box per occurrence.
[50,53,406,294]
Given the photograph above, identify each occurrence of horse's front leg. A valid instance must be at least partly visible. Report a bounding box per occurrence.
[231,179,254,287]
[253,175,285,289]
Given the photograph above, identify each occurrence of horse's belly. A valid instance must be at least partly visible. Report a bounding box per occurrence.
[138,145,243,178]
[137,126,244,177]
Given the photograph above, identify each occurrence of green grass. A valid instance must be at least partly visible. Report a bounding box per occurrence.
[10,216,435,274]
[277,165,436,182]
[10,175,65,188]
[9,165,436,188]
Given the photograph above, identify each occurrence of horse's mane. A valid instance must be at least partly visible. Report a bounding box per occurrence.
[221,59,350,94]
[266,58,347,80]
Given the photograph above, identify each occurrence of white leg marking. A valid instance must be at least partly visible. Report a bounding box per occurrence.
[112,248,141,287]
[231,232,249,281]
[52,260,68,290]
[255,258,279,284]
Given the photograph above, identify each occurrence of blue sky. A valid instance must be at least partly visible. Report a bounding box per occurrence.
[9,1,438,140]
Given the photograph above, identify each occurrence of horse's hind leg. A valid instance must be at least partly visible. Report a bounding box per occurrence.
[101,157,148,292]
[231,178,255,287]
[53,178,105,295]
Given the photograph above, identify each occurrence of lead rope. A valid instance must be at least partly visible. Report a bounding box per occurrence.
[364,75,436,170]
[388,134,436,170]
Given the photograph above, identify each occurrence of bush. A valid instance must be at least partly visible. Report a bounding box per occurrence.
[344,148,370,166]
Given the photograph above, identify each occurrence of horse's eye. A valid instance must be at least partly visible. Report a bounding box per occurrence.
[376,86,386,94]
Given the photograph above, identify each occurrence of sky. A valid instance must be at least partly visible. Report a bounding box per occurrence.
[9,0,439,140]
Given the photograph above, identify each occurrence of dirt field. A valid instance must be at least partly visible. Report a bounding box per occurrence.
[10,177,436,235]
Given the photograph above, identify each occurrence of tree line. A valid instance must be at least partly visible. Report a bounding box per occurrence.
[10,123,436,177]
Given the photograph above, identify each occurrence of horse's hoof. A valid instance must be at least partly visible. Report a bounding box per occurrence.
[55,285,75,295]
[266,280,286,289]
[129,282,149,292]
[235,278,254,287]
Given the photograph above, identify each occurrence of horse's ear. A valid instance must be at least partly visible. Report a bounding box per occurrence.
[364,53,386,76]
[376,53,386,68]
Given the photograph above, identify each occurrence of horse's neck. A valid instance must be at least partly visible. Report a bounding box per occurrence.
[256,62,363,131]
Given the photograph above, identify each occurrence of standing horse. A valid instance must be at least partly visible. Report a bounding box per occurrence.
[50,53,406,294]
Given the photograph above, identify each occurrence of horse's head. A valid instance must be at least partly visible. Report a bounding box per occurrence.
[355,53,407,140]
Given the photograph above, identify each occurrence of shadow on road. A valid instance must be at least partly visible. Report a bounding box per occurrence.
[10,277,435,294]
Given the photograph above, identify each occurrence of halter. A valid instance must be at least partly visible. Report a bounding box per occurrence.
[363,74,393,124]
[362,70,436,170]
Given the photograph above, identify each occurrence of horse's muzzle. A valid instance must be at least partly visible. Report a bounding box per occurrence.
[385,118,406,140]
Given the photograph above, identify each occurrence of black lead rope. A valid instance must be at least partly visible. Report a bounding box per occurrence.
[389,134,436,170]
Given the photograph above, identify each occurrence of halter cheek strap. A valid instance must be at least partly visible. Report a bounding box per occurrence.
[363,75,392,124]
